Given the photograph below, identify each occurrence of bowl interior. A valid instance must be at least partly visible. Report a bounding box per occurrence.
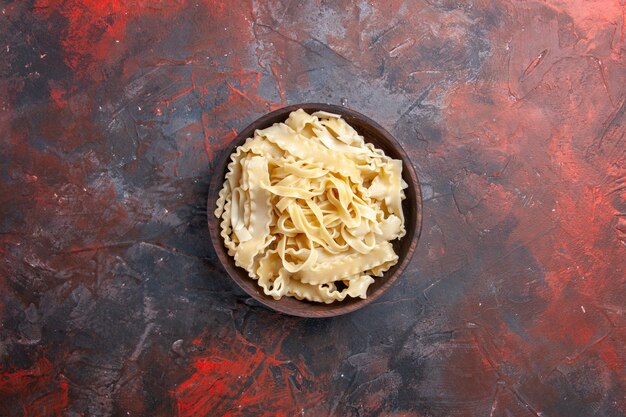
[207,103,422,318]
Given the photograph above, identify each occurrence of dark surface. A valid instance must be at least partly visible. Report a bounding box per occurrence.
[208,103,422,318]
[1,0,625,416]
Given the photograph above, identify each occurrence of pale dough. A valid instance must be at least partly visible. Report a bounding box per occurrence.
[215,109,407,303]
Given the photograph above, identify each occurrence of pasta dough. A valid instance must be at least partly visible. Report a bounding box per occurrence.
[215,109,407,304]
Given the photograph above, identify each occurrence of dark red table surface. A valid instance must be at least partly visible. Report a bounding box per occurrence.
[1,1,625,416]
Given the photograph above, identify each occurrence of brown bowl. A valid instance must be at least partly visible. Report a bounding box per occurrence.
[207,103,422,318]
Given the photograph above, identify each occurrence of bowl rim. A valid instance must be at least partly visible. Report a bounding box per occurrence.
[207,103,423,317]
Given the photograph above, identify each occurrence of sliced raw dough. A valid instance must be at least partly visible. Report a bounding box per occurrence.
[215,109,407,303]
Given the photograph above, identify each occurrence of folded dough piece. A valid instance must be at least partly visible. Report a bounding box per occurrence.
[233,156,273,274]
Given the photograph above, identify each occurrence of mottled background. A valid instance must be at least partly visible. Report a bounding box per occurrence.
[1,0,625,416]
